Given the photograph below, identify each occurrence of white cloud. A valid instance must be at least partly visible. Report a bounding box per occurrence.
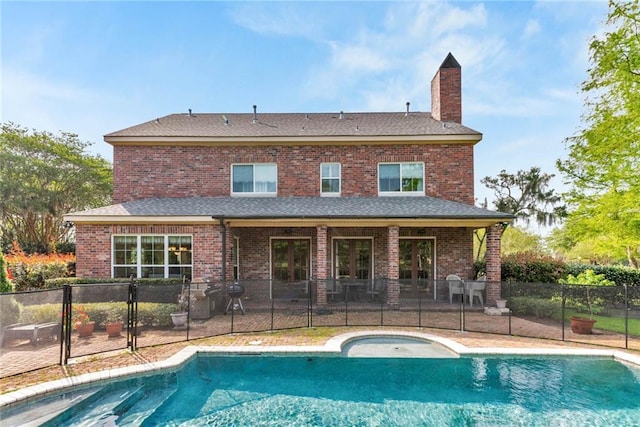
[303,2,501,111]
[229,3,324,39]
[523,19,541,39]
[329,42,390,74]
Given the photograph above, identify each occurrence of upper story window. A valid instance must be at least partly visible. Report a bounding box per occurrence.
[232,163,277,195]
[378,162,424,195]
[320,162,341,196]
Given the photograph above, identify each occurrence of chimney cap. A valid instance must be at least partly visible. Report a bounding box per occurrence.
[440,52,461,69]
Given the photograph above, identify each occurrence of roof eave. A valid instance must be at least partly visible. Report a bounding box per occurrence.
[104,134,483,146]
[64,215,513,228]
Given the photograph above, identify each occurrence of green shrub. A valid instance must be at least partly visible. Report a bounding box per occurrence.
[502,253,567,283]
[17,301,178,329]
[45,277,184,287]
[0,295,22,326]
[137,302,180,328]
[509,297,562,319]
[560,269,616,317]
[475,253,568,283]
[565,264,640,287]
[0,252,12,293]
[20,303,61,324]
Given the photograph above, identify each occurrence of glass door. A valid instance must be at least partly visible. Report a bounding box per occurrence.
[272,239,310,281]
[334,239,371,280]
[399,239,434,297]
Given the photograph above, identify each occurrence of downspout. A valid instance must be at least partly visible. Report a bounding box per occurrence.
[219,217,227,283]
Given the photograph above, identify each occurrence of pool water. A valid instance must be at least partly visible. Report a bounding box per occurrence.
[4,355,640,426]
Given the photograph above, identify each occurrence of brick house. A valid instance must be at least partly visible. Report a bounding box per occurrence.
[66,53,512,307]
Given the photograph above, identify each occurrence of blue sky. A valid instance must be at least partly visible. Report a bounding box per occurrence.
[1,0,608,211]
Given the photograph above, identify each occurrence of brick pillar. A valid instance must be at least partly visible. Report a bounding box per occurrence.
[387,225,400,308]
[485,224,503,304]
[316,225,328,306]
[225,224,234,282]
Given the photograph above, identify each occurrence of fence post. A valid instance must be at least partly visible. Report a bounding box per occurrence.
[307,279,313,328]
[507,281,512,336]
[127,275,138,351]
[624,284,629,350]
[418,285,423,329]
[561,284,566,341]
[270,282,275,331]
[61,284,72,365]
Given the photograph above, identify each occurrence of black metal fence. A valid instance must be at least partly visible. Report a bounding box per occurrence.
[1,278,639,378]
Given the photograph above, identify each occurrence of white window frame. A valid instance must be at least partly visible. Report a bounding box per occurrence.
[231,163,277,196]
[320,162,341,196]
[378,162,425,196]
[112,234,193,279]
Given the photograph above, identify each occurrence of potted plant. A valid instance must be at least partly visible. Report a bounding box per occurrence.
[105,306,124,338]
[560,269,614,334]
[171,288,193,329]
[73,305,95,338]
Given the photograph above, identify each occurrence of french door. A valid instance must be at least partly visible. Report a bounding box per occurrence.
[334,239,372,280]
[272,239,310,282]
[399,239,434,296]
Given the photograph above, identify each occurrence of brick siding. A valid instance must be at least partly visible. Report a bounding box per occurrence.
[75,224,224,280]
[113,143,474,205]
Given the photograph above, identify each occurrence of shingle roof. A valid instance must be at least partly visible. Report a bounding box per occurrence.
[104,112,481,139]
[67,196,512,221]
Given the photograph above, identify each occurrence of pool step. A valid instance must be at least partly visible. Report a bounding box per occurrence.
[41,385,143,426]
[116,383,178,425]
[0,386,103,427]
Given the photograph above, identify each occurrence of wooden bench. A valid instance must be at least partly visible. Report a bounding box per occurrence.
[1,322,61,347]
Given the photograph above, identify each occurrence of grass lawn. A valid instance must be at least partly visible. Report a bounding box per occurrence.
[563,310,640,336]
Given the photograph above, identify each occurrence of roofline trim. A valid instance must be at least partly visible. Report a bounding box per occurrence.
[64,215,513,228]
[104,134,482,146]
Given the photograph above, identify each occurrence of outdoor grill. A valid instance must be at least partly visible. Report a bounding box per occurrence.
[224,283,245,314]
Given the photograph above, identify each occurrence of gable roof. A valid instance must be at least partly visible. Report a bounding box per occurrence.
[66,196,513,228]
[104,112,481,143]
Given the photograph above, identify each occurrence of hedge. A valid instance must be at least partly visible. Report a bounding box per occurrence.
[475,255,640,286]
[18,301,180,329]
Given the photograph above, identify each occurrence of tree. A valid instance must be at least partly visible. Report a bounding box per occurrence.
[557,1,640,268]
[481,167,565,227]
[501,226,544,256]
[0,123,112,253]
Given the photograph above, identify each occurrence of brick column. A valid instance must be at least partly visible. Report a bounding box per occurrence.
[485,224,503,304]
[387,225,400,308]
[225,224,234,282]
[316,225,328,306]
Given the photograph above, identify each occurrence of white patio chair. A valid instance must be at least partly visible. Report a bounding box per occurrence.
[467,275,486,307]
[447,274,465,304]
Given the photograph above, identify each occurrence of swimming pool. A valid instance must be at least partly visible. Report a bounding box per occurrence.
[2,332,640,426]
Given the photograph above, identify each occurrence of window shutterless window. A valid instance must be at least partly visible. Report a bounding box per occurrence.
[378,162,424,194]
[112,235,192,279]
[320,162,341,195]
[232,163,277,195]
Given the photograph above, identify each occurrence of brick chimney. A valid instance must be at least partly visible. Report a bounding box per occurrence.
[430,52,462,123]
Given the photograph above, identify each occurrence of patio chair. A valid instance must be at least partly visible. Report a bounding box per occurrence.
[447,274,465,304]
[326,278,342,302]
[467,275,486,308]
[367,277,387,302]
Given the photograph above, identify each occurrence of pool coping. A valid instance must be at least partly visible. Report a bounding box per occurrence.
[1,330,639,408]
